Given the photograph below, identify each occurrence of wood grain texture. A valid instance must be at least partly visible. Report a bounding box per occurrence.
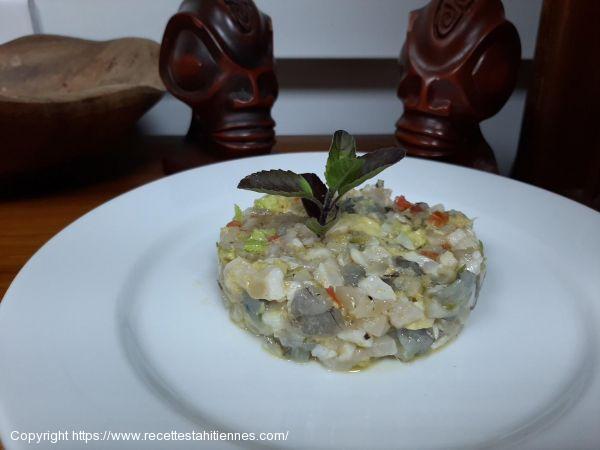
[512,0,600,210]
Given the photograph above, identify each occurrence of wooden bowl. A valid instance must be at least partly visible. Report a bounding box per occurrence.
[0,35,165,181]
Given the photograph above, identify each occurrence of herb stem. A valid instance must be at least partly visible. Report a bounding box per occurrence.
[330,194,343,209]
[319,190,334,225]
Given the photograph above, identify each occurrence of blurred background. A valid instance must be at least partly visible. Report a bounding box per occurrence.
[0,0,542,176]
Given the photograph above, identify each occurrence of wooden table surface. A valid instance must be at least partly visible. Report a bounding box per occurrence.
[0,135,397,300]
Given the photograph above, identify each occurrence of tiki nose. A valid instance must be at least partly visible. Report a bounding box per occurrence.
[398,66,454,117]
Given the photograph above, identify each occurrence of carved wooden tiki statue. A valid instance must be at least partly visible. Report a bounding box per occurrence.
[396,0,521,170]
[160,0,278,158]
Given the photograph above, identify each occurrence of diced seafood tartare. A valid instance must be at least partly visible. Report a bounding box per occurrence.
[217,182,485,371]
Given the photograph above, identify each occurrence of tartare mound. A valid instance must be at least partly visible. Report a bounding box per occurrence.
[217,182,485,371]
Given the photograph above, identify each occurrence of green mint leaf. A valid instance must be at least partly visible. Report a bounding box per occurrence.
[330,130,356,158]
[325,130,358,189]
[327,158,364,192]
[337,146,406,197]
[236,132,406,239]
[238,170,314,198]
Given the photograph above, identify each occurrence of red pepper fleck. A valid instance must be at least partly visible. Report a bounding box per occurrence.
[410,204,424,213]
[420,250,439,261]
[394,195,413,211]
[268,234,280,242]
[226,220,241,228]
[326,286,342,308]
[441,242,451,250]
[428,211,449,227]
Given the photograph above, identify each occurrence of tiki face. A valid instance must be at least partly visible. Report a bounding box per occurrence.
[396,0,521,157]
[160,0,278,156]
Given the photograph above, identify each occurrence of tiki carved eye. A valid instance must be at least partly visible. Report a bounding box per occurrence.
[169,29,220,93]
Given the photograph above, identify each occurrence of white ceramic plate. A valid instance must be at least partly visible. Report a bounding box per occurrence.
[1,154,599,450]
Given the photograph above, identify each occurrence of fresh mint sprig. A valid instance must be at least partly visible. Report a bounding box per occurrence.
[237,130,406,236]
